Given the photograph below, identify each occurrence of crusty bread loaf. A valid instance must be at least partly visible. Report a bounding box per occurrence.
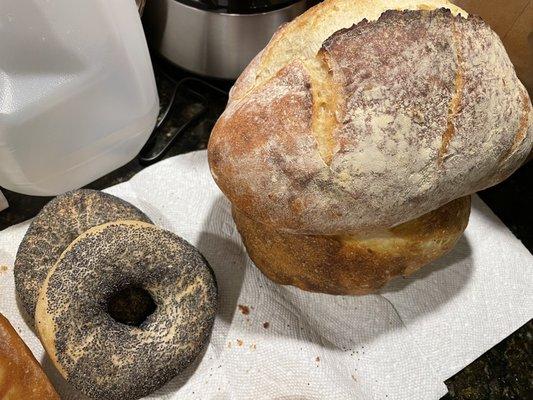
[208,0,533,294]
[0,313,59,400]
[233,196,470,295]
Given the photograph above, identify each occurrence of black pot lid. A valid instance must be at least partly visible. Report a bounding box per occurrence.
[178,0,301,13]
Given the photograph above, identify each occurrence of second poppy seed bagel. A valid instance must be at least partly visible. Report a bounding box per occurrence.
[35,221,217,400]
[14,189,152,319]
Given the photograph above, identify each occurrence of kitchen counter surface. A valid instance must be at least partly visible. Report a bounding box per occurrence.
[1,64,531,399]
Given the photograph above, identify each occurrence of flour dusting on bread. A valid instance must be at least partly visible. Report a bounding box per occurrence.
[209,0,532,235]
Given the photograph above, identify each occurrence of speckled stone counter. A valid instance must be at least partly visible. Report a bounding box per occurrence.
[0,62,531,399]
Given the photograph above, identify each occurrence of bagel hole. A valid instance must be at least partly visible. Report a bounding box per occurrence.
[107,286,156,327]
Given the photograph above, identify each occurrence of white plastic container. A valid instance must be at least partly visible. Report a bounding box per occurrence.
[0,0,159,196]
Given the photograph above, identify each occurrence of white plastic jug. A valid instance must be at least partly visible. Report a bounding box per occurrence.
[0,0,159,196]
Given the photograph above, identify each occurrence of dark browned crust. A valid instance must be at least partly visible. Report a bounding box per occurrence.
[0,314,59,400]
[233,196,471,295]
[36,222,217,400]
[209,61,325,232]
[14,189,152,318]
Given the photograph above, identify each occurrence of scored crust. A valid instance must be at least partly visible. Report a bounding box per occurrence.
[209,0,532,235]
[229,0,466,102]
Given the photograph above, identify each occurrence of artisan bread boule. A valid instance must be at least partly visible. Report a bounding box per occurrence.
[208,0,533,294]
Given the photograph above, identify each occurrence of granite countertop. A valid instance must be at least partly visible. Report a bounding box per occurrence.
[0,63,531,399]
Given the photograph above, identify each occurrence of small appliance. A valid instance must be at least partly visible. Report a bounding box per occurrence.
[143,0,310,79]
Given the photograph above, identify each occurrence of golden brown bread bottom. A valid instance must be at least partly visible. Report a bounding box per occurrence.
[233,196,471,295]
[0,313,59,400]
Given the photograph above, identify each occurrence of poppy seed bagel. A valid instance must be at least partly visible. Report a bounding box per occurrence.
[14,189,152,319]
[35,220,217,400]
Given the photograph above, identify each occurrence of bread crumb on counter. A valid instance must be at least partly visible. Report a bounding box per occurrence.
[237,304,250,315]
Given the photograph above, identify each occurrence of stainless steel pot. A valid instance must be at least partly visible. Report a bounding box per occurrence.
[143,0,308,79]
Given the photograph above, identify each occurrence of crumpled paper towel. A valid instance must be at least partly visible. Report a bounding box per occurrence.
[0,150,531,400]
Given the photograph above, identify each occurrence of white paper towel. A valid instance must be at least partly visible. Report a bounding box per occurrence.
[0,150,531,400]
